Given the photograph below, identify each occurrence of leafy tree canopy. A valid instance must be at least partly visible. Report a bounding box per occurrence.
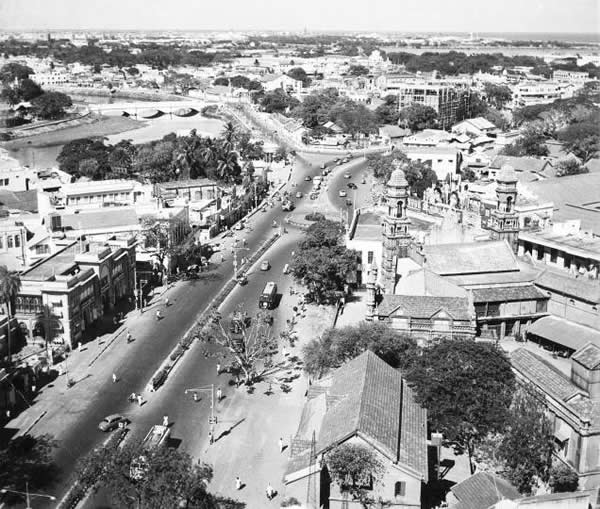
[549,463,579,493]
[405,340,515,471]
[303,321,417,377]
[292,219,358,304]
[398,104,438,131]
[30,91,72,120]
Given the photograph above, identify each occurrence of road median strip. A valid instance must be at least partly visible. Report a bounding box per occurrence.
[146,233,282,392]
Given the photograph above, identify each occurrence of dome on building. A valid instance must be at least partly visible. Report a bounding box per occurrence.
[497,164,518,183]
[388,167,408,188]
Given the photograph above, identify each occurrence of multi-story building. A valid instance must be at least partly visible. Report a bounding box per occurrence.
[511,344,600,488]
[58,179,151,209]
[553,69,590,86]
[511,81,574,108]
[14,236,136,349]
[396,82,470,130]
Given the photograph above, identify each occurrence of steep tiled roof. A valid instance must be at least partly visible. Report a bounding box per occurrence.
[315,351,428,479]
[535,270,600,304]
[451,472,520,509]
[471,284,548,303]
[510,348,584,403]
[527,317,600,352]
[377,294,474,321]
[424,240,518,276]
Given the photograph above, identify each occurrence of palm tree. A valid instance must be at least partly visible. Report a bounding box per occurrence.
[220,121,237,153]
[0,265,21,363]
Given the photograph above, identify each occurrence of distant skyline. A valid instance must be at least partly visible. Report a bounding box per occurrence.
[0,0,598,34]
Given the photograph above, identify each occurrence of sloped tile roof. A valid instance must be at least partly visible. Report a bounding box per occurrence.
[490,155,549,174]
[527,316,600,353]
[316,351,428,479]
[423,240,518,276]
[471,284,548,303]
[535,270,600,304]
[377,294,474,321]
[510,348,583,403]
[395,269,467,298]
[571,342,600,370]
[0,189,38,213]
[60,208,139,231]
[451,472,520,509]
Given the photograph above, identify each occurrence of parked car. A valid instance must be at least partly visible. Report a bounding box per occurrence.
[347,182,357,189]
[343,158,349,163]
[361,177,366,184]
[99,414,127,432]
[304,175,312,181]
[339,190,347,197]
[234,222,244,230]
[320,163,326,169]
[260,260,271,271]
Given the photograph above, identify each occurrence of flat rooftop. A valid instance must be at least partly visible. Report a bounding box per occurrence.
[520,230,600,261]
[22,242,80,281]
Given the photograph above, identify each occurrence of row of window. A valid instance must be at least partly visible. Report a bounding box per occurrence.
[68,191,132,205]
[0,234,22,250]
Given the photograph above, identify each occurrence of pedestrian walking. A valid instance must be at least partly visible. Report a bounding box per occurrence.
[278,437,284,453]
[216,363,221,375]
[137,394,144,406]
[193,392,198,402]
[235,476,242,490]
[156,310,162,320]
[165,297,170,306]
[266,483,275,500]
[126,331,132,343]
[78,342,82,352]
[112,373,117,383]
[208,431,213,445]
[216,387,222,402]
[163,415,169,427]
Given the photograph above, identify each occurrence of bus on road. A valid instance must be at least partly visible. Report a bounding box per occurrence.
[259,282,278,309]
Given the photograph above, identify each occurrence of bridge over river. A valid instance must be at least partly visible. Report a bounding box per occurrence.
[88,99,213,118]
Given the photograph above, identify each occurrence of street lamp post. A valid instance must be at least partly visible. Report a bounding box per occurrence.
[185,384,216,439]
[1,482,56,508]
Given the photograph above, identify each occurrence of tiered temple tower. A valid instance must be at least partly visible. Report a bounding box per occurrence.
[488,164,519,250]
[381,161,412,294]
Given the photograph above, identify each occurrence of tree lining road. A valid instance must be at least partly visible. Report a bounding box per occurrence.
[19,153,326,507]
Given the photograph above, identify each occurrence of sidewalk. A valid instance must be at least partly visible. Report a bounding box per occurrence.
[197,304,335,508]
[5,283,173,439]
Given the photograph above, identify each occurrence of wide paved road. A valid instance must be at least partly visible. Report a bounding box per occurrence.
[21,152,330,507]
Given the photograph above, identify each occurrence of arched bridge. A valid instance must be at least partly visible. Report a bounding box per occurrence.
[88,100,211,119]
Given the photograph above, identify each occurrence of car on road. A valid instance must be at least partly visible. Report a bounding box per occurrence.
[295,191,303,198]
[304,176,312,181]
[339,190,347,197]
[322,169,329,176]
[361,177,366,184]
[334,157,339,163]
[234,222,244,230]
[282,200,295,211]
[99,414,127,432]
[344,173,351,179]
[337,160,343,166]
[260,260,271,271]
[343,158,349,163]
[347,182,357,189]
[346,199,353,206]
[320,163,326,169]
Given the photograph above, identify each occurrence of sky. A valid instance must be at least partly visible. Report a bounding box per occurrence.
[0,0,598,34]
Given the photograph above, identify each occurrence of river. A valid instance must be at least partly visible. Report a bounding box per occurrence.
[4,100,225,170]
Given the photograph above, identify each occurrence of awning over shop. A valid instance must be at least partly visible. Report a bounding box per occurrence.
[527,316,600,352]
